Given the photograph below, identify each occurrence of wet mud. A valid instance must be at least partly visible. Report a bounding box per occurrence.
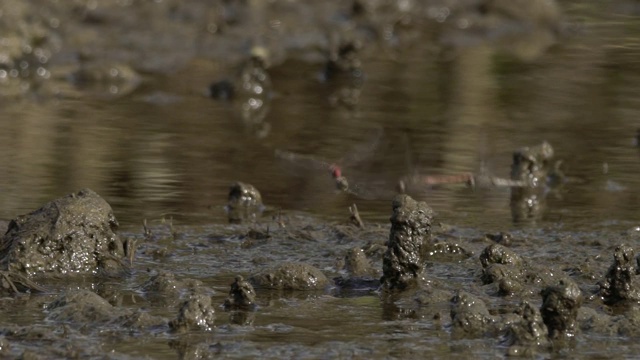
[0,187,640,358]
[381,194,434,291]
[2,0,640,359]
[0,189,128,288]
[225,182,264,224]
[249,262,330,291]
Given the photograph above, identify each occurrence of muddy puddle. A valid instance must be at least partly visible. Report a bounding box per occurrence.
[2,0,640,358]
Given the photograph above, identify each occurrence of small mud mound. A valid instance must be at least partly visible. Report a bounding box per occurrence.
[46,290,166,329]
[541,278,582,339]
[226,182,264,224]
[249,262,329,290]
[169,294,216,332]
[598,244,640,304]
[224,275,256,310]
[450,291,497,337]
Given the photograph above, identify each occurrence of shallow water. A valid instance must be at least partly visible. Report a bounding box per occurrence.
[2,0,640,358]
[2,2,640,233]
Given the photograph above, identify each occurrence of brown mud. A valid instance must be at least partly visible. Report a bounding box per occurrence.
[0,187,639,358]
[2,0,640,359]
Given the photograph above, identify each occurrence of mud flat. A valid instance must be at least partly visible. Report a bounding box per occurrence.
[2,0,640,359]
[0,186,637,358]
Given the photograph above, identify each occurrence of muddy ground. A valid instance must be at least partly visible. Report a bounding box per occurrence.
[2,0,640,359]
[2,188,640,359]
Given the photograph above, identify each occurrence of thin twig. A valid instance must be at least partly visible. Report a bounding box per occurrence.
[349,204,365,229]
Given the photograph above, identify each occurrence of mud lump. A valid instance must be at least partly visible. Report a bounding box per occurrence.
[0,189,127,277]
[450,291,496,336]
[540,278,582,339]
[510,141,556,222]
[380,195,433,291]
[225,182,264,223]
[249,262,329,291]
[169,294,216,332]
[334,247,381,291]
[223,275,256,310]
[598,244,640,304]
[479,243,526,295]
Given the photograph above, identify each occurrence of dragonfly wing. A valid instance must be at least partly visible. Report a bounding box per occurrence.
[274,149,333,173]
[345,180,397,200]
[339,127,385,167]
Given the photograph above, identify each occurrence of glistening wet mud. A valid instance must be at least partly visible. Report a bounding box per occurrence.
[1,187,640,358]
[3,0,640,359]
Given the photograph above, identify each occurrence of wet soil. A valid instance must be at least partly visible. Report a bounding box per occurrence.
[2,0,640,359]
[0,188,639,358]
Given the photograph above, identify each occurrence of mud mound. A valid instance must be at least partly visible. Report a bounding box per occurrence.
[0,189,127,278]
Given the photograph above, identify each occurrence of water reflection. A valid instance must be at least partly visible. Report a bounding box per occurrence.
[0,3,639,234]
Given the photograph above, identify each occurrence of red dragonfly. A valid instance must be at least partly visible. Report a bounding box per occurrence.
[274,128,398,199]
[275,149,527,201]
[274,148,388,200]
[276,128,529,200]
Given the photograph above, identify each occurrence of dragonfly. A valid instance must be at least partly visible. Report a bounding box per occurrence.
[274,151,527,201]
[400,171,528,191]
[273,127,398,200]
[274,148,389,200]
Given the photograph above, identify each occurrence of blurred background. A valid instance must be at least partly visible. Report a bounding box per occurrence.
[1,0,640,230]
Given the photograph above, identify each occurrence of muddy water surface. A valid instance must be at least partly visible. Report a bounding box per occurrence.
[2,1,640,359]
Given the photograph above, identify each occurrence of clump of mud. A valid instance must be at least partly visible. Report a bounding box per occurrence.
[380,194,433,291]
[46,289,165,329]
[0,189,128,279]
[480,243,526,295]
[510,141,557,222]
[598,244,640,304]
[501,301,549,355]
[249,262,329,290]
[540,278,582,339]
[225,182,264,223]
[223,275,256,310]
[450,291,496,337]
[333,247,381,292]
[169,295,216,332]
[140,271,211,307]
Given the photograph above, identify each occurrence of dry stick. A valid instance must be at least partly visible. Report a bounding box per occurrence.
[0,272,19,293]
[127,238,138,266]
[274,208,286,228]
[166,216,178,240]
[1,271,47,294]
[143,219,153,241]
[349,204,365,229]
